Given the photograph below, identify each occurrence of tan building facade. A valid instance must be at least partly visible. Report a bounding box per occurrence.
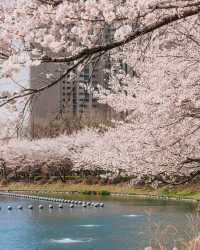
[30,26,115,134]
[30,57,112,134]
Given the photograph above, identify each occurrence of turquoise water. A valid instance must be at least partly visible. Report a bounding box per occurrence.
[0,195,196,250]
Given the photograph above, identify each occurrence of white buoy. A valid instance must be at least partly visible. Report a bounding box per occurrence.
[49,204,53,209]
[17,205,23,210]
[39,205,44,209]
[70,204,74,208]
[28,205,33,209]
[59,204,63,209]
[82,203,87,208]
[8,206,12,210]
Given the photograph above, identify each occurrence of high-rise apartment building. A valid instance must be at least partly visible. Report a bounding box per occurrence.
[30,55,111,132]
[30,26,113,130]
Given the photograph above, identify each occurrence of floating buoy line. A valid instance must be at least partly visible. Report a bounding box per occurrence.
[0,192,104,211]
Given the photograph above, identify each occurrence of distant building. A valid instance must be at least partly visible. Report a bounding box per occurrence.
[30,54,112,135]
[30,62,61,124]
[30,26,114,134]
[29,25,136,137]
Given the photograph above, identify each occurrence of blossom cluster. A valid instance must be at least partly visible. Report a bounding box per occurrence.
[0,0,200,176]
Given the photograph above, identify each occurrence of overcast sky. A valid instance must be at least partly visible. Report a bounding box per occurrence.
[0,68,29,130]
[0,68,29,92]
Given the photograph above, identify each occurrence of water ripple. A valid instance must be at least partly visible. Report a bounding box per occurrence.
[50,238,93,244]
[77,224,103,228]
[122,214,143,217]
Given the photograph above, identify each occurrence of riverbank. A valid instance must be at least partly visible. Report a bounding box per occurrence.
[1,181,200,202]
[0,182,149,195]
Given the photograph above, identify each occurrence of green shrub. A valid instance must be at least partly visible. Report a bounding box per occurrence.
[81,190,92,195]
[81,190,98,195]
[99,190,110,196]
[80,189,110,196]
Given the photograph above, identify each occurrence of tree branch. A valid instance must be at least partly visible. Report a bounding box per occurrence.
[41,5,200,64]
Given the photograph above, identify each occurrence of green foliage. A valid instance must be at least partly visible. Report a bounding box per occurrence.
[159,187,200,198]
[80,189,110,196]
[98,190,111,196]
[81,190,97,195]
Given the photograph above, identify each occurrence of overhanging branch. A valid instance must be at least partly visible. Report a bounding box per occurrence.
[41,5,200,64]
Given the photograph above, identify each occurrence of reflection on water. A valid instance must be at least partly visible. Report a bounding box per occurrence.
[50,238,93,243]
[0,194,196,250]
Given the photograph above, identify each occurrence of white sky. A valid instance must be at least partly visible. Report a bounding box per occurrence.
[0,67,29,91]
[0,68,29,136]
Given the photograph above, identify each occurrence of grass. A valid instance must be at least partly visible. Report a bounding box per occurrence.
[158,186,200,200]
[2,181,200,200]
[0,181,152,195]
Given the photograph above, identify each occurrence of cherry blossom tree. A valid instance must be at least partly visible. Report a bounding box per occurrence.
[1,0,200,183]
[0,0,200,105]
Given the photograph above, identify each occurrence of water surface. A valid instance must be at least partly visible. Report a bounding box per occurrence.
[0,195,196,250]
